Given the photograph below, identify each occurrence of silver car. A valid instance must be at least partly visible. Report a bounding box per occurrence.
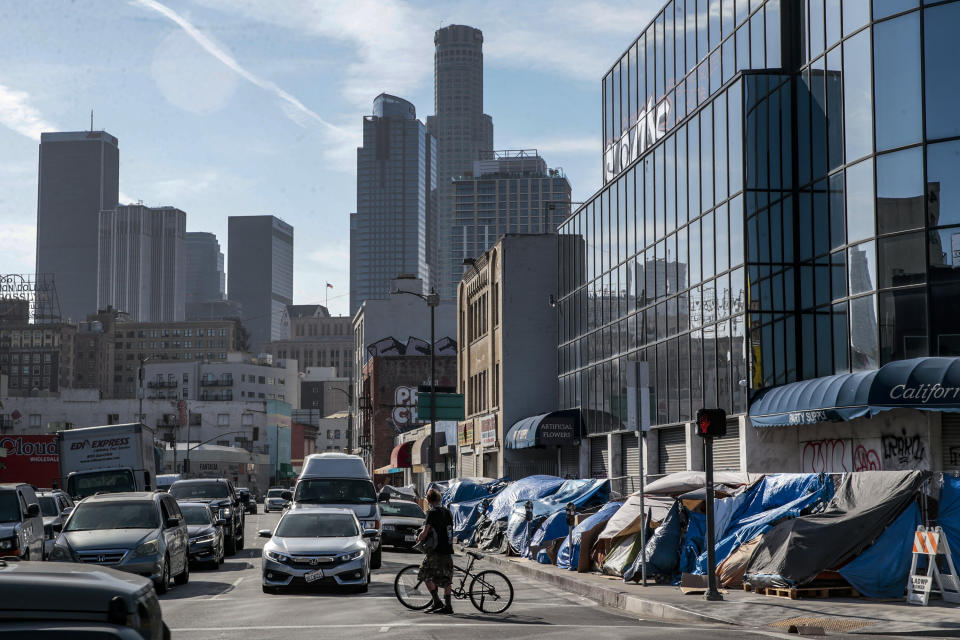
[259,507,376,594]
[37,490,75,559]
[51,491,189,595]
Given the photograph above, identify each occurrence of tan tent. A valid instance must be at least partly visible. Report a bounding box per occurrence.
[716,535,764,588]
[597,495,674,542]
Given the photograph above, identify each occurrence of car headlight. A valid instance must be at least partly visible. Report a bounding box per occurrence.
[337,549,364,562]
[265,550,290,563]
[51,544,73,561]
[191,534,216,544]
[361,520,379,530]
[0,537,18,551]
[220,508,232,518]
[132,539,159,558]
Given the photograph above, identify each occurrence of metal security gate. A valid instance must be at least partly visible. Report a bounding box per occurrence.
[658,426,686,474]
[560,445,580,478]
[590,437,609,478]
[622,433,640,477]
[459,453,477,478]
[943,414,960,471]
[711,421,741,472]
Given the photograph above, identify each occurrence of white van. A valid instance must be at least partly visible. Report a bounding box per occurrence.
[292,453,382,569]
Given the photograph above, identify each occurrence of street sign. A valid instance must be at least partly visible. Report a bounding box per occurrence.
[417,391,465,421]
[625,361,651,432]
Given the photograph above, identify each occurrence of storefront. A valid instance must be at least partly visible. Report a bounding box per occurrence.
[504,409,582,478]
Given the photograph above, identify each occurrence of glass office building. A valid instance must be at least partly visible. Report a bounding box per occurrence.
[557,0,960,476]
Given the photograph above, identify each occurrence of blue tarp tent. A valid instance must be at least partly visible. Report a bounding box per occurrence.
[505,479,610,556]
[622,500,684,582]
[532,511,571,564]
[451,498,487,542]
[557,502,623,571]
[487,475,565,521]
[939,474,960,556]
[443,477,498,507]
[838,502,922,597]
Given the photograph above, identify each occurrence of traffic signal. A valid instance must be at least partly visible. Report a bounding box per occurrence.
[696,408,727,438]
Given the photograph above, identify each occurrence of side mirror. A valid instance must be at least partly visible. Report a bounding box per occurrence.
[52,522,63,533]
[26,503,40,518]
[281,491,292,501]
[216,518,228,527]
[362,529,378,539]
[165,517,180,528]
[258,529,272,538]
[282,503,291,510]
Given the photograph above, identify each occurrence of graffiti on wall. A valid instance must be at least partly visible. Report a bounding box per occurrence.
[800,430,928,473]
[390,386,422,428]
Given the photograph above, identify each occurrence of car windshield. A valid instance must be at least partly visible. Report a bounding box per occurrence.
[379,501,425,518]
[68,470,136,499]
[65,502,159,531]
[275,513,358,538]
[267,489,286,498]
[180,505,212,525]
[0,493,21,523]
[294,479,376,505]
[38,496,59,517]
[170,482,230,499]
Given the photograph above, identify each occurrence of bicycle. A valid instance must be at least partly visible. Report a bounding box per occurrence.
[394,550,514,614]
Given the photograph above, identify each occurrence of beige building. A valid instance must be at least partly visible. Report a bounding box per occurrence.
[263,304,353,379]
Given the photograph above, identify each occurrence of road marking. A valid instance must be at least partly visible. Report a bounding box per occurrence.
[379,627,390,632]
[209,576,244,600]
[172,623,644,631]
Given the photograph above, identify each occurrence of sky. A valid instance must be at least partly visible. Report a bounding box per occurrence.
[0,0,657,317]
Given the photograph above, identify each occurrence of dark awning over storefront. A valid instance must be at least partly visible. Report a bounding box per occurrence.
[505,409,582,449]
[749,357,960,427]
[390,441,413,469]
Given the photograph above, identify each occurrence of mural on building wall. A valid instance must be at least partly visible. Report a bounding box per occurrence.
[390,385,422,429]
[800,429,928,473]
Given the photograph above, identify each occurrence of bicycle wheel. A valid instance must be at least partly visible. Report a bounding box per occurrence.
[468,570,514,614]
[394,565,432,610]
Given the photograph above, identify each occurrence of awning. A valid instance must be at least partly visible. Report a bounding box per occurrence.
[390,441,413,469]
[505,409,582,449]
[373,465,405,475]
[411,432,447,466]
[749,357,960,427]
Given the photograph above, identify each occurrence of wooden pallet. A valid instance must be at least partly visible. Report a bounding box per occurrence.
[744,584,860,600]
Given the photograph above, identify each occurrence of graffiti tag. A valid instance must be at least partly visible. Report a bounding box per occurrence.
[880,429,926,466]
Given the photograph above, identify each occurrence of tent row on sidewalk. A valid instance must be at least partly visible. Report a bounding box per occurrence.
[432,470,960,600]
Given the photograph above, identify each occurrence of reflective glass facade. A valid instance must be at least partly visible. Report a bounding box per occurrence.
[559,0,960,435]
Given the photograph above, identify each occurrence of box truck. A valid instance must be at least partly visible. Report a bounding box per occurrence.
[57,423,158,500]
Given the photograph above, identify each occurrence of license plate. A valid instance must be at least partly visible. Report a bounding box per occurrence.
[404,535,417,542]
[304,569,324,583]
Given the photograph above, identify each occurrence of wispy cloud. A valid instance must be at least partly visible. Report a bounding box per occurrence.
[134,0,349,138]
[525,136,597,155]
[0,81,57,140]
[0,223,36,273]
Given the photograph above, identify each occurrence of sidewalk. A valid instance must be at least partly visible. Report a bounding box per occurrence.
[480,553,960,637]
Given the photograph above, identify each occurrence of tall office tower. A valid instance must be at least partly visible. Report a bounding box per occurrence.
[449,150,571,292]
[36,131,120,322]
[228,215,293,352]
[427,25,494,300]
[97,204,186,321]
[350,94,437,314]
[185,232,225,304]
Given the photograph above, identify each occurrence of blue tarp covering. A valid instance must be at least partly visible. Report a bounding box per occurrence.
[505,479,610,556]
[532,511,571,564]
[451,498,487,542]
[557,502,623,571]
[839,502,921,598]
[443,478,496,507]
[678,510,706,576]
[749,357,960,427]
[940,474,960,556]
[487,475,565,521]
[623,500,683,582]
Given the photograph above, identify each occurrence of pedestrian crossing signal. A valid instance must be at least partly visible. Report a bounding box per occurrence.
[696,408,727,438]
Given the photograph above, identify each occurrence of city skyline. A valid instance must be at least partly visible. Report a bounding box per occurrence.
[0,1,657,317]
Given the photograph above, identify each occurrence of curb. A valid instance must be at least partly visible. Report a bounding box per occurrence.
[479,553,735,626]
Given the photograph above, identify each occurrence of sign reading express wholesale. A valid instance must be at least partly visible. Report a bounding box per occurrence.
[479,415,497,449]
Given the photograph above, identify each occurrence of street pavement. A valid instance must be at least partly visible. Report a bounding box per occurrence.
[157,511,893,639]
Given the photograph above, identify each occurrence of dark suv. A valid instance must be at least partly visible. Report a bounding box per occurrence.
[169,479,244,555]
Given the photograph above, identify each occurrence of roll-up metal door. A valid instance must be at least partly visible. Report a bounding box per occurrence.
[657,426,686,474]
[590,437,609,477]
[560,445,580,478]
[622,433,640,477]
[459,452,477,478]
[711,421,741,472]
[942,414,960,470]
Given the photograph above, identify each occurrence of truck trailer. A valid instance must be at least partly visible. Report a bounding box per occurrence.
[57,423,158,500]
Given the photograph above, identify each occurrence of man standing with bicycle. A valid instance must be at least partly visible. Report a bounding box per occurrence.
[416,488,455,614]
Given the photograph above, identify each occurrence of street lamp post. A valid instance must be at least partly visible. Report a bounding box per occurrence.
[392,287,440,480]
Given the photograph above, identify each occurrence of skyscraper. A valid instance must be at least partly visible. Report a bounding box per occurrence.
[185,232,225,304]
[36,131,120,322]
[427,25,494,300]
[97,204,186,321]
[350,94,437,314]
[228,215,293,352]
[449,150,571,292]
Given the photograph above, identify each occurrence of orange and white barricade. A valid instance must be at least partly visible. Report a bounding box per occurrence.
[906,526,960,606]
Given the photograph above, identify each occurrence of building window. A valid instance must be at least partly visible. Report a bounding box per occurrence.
[28,414,41,428]
[217,414,229,427]
[242,413,253,426]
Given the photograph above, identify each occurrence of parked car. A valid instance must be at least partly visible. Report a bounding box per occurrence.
[50,491,189,595]
[292,453,382,569]
[259,507,376,594]
[0,483,44,561]
[0,558,169,639]
[177,502,225,569]
[379,499,426,550]
[263,488,290,513]
[36,489,75,559]
[168,478,244,555]
[238,488,257,515]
